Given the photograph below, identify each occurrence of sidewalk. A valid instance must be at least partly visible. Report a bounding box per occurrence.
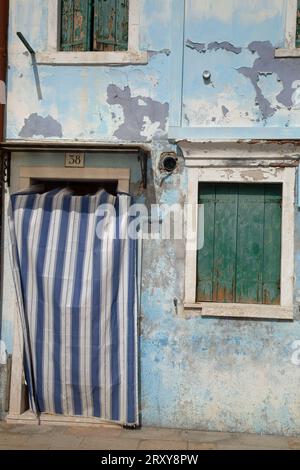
[0,422,300,450]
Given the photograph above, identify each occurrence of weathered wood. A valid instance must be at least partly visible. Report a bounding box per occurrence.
[61,0,93,51]
[197,183,282,305]
[94,0,129,51]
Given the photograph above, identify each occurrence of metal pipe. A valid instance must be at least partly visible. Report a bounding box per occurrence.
[16,32,35,55]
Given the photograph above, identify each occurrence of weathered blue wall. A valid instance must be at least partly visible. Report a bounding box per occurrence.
[2,0,300,434]
[7,0,300,141]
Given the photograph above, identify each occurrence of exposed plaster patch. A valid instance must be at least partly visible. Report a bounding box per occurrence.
[186,40,206,53]
[207,41,242,54]
[0,80,5,105]
[186,39,242,54]
[238,41,300,119]
[107,85,169,141]
[148,49,171,58]
[240,169,269,181]
[19,113,63,138]
[222,105,229,117]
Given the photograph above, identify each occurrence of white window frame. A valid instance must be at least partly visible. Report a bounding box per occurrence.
[36,0,148,65]
[180,141,298,320]
[275,0,300,57]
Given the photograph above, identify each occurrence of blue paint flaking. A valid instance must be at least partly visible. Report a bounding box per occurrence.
[186,39,242,54]
[107,85,169,141]
[238,41,300,119]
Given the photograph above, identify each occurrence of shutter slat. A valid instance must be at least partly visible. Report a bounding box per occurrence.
[196,184,216,302]
[115,0,129,51]
[262,185,282,305]
[212,184,238,303]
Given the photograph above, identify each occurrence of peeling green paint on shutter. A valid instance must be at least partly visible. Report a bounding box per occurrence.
[235,185,265,304]
[197,183,282,305]
[296,0,300,47]
[94,0,129,51]
[60,0,93,51]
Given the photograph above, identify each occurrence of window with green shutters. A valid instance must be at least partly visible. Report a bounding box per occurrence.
[197,183,282,305]
[60,0,129,52]
[296,0,300,47]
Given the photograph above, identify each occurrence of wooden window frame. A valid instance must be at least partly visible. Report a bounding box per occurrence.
[181,142,297,320]
[275,0,300,57]
[36,0,148,65]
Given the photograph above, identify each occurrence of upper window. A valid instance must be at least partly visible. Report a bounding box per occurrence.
[36,0,148,65]
[60,0,129,52]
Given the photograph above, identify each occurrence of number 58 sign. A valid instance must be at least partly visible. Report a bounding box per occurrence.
[65,153,85,168]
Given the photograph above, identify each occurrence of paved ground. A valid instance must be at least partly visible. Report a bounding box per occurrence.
[0,422,300,450]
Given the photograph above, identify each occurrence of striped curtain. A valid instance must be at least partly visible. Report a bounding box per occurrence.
[8,187,139,425]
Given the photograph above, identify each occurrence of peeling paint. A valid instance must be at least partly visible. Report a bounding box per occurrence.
[240,169,269,181]
[222,105,229,117]
[19,113,63,138]
[107,85,169,141]
[186,39,242,54]
[207,41,242,54]
[186,39,206,53]
[148,49,171,58]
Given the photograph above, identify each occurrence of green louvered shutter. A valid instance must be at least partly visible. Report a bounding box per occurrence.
[296,0,300,47]
[60,0,93,51]
[197,183,282,305]
[94,0,129,51]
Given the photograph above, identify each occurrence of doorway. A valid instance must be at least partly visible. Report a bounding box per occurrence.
[8,165,136,426]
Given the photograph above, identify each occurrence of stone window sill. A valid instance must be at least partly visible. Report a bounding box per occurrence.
[275,48,300,58]
[183,302,294,320]
[36,50,149,66]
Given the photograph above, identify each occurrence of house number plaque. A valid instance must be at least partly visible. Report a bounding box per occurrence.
[65,152,85,168]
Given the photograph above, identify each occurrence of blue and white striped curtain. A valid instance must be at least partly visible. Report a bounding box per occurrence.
[8,187,139,426]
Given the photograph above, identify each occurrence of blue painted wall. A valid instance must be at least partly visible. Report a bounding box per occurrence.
[2,0,300,434]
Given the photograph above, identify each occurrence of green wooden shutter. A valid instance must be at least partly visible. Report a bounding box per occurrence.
[197,183,282,305]
[235,185,265,304]
[60,0,93,51]
[296,0,300,47]
[94,0,129,51]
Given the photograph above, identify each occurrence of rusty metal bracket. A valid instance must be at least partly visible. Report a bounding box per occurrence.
[1,150,11,187]
[138,149,148,189]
